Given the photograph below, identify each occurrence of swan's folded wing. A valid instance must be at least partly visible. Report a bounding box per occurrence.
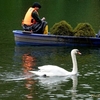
[38,65,69,76]
[38,65,56,70]
[29,65,71,76]
[38,65,64,72]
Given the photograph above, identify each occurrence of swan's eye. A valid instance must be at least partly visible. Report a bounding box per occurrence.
[77,51,81,55]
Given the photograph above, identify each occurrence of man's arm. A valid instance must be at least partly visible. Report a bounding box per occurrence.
[31,11,42,23]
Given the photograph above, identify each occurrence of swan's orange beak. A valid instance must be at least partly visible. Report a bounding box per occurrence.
[77,51,81,55]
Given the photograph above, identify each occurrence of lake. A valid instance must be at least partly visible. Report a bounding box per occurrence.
[0,0,100,100]
[0,46,100,100]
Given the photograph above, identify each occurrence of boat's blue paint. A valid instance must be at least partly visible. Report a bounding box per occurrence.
[13,30,100,47]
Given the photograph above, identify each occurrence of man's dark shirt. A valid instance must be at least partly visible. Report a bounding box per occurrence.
[31,11,42,23]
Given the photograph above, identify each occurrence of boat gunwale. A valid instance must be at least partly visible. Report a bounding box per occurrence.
[13,30,99,40]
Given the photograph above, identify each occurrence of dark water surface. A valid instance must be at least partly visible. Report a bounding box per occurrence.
[0,46,100,100]
[0,0,100,100]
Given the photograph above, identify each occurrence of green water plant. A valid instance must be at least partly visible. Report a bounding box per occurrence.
[50,20,73,36]
[73,23,95,37]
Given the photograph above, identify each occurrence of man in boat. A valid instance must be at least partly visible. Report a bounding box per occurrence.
[22,2,48,34]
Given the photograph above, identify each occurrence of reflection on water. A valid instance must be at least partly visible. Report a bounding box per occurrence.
[0,46,100,100]
[24,78,35,99]
[22,53,36,72]
[22,53,36,99]
[34,75,78,100]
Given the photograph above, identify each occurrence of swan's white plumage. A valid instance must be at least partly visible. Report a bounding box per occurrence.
[29,49,81,76]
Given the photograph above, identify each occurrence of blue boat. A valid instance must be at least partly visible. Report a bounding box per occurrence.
[13,30,100,47]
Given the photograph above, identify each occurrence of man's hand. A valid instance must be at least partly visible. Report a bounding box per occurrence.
[41,17,45,21]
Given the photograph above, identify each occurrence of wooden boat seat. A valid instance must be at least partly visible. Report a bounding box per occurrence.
[22,30,32,34]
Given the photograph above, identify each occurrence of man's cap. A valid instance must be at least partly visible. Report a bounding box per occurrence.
[32,2,41,8]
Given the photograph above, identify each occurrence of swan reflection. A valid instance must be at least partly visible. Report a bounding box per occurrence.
[33,75,78,99]
[70,75,78,100]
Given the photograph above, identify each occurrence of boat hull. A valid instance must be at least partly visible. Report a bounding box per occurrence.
[13,30,100,47]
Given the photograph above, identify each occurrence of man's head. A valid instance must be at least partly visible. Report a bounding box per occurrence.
[32,2,41,9]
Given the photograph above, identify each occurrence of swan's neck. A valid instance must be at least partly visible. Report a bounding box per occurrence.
[71,53,78,74]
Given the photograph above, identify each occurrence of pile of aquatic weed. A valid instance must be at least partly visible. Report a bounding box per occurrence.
[50,21,96,37]
[73,23,95,37]
[50,20,73,36]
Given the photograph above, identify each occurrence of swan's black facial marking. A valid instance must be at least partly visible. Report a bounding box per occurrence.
[73,49,81,55]
[76,50,81,55]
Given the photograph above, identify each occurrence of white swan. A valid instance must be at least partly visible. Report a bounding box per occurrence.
[29,49,81,76]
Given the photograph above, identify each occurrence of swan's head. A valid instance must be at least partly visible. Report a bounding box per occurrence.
[71,49,81,55]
